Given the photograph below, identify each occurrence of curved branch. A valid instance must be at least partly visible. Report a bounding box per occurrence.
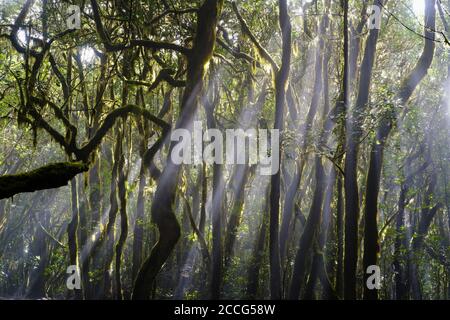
[398,0,436,103]
[79,105,170,160]
[181,192,211,264]
[26,106,75,155]
[231,2,279,72]
[30,96,78,146]
[121,68,185,89]
[216,37,256,64]
[48,54,69,100]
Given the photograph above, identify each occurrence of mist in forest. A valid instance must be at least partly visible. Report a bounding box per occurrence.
[0,0,449,301]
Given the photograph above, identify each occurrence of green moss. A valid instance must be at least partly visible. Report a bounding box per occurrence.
[0,161,89,199]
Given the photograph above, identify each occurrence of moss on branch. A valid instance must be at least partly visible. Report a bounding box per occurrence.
[0,162,89,199]
[90,0,190,55]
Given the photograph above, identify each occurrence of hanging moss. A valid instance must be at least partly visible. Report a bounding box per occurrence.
[0,162,89,199]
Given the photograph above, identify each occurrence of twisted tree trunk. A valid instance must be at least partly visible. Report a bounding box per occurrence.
[362,0,436,300]
[132,0,223,299]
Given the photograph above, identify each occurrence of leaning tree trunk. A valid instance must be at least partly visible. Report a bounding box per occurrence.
[224,165,251,269]
[303,168,336,300]
[289,156,326,299]
[288,9,330,298]
[114,42,133,300]
[132,141,147,283]
[409,172,441,300]
[131,0,224,299]
[224,79,265,270]
[102,131,121,298]
[268,0,292,300]
[362,0,436,300]
[246,185,270,299]
[393,144,428,300]
[302,34,335,299]
[279,6,327,266]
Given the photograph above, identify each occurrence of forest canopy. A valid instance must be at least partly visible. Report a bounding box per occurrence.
[0,0,449,301]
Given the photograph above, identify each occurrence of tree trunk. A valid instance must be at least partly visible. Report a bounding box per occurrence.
[67,178,83,299]
[289,156,326,299]
[362,0,435,300]
[203,78,224,299]
[268,0,292,300]
[246,185,270,299]
[224,83,267,269]
[115,128,128,300]
[132,0,223,299]
[279,9,327,265]
[343,0,384,299]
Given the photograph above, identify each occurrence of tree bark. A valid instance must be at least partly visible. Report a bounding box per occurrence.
[67,178,83,299]
[362,0,435,300]
[343,0,384,299]
[268,0,292,300]
[132,0,223,299]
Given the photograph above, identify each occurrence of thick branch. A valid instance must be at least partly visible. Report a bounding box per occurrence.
[30,96,78,148]
[26,106,75,155]
[0,162,89,199]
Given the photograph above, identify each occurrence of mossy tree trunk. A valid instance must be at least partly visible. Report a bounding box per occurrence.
[268,0,292,300]
[362,0,436,300]
[131,0,224,299]
[343,0,384,300]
